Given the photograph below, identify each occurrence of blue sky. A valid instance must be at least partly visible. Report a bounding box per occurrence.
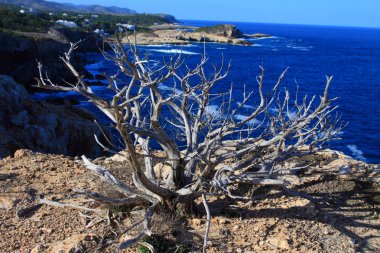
[52,0,380,28]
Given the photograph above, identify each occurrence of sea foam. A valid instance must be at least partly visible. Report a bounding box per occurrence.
[205,105,221,116]
[347,145,367,162]
[234,114,261,126]
[151,49,201,55]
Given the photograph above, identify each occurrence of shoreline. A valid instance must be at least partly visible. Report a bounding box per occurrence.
[121,24,273,46]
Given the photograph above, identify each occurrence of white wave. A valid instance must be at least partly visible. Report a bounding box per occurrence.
[269,107,279,113]
[347,145,367,162]
[272,48,279,51]
[250,36,279,40]
[333,130,344,136]
[234,114,261,126]
[148,60,160,64]
[151,49,200,55]
[180,44,199,47]
[253,44,263,47]
[286,45,313,51]
[140,44,171,47]
[286,111,297,120]
[268,108,297,119]
[205,105,221,116]
[216,47,226,50]
[158,85,183,95]
[236,102,254,109]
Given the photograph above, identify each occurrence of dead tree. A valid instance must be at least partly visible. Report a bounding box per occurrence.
[36,35,344,249]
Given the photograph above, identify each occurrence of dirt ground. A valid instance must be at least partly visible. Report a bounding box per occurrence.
[0,149,379,253]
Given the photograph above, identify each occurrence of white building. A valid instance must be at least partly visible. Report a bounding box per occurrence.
[56,20,78,28]
[116,23,136,31]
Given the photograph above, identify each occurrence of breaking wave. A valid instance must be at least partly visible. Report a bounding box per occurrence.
[347,145,367,162]
[151,49,201,55]
[234,114,261,126]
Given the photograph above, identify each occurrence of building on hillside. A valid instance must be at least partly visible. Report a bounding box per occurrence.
[116,23,136,31]
[56,20,78,28]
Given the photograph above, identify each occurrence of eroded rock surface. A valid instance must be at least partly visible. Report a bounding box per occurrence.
[0,75,107,158]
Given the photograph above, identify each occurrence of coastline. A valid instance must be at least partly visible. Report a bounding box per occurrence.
[121,24,272,46]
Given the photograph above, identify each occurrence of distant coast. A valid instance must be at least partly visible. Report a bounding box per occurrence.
[124,23,272,46]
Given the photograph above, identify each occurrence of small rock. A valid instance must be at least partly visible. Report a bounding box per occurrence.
[30,244,43,253]
[232,225,241,232]
[191,218,202,226]
[278,239,291,250]
[322,227,330,235]
[14,149,32,159]
[42,228,54,235]
[47,234,87,253]
[267,238,291,250]
[0,196,16,210]
[217,218,229,225]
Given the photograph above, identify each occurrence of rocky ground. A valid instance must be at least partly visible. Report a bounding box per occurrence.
[0,149,379,252]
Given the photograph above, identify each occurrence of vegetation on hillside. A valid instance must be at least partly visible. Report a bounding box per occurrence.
[0,4,174,34]
[196,24,234,33]
[0,0,136,15]
[0,4,49,32]
[83,14,173,31]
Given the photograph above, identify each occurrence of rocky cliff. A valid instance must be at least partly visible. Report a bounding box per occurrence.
[0,75,108,158]
[196,24,244,38]
[0,29,102,90]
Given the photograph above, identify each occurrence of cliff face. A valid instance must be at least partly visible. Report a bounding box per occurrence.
[0,29,101,90]
[196,24,244,38]
[0,75,108,158]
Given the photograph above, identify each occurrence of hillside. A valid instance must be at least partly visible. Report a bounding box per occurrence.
[0,0,137,15]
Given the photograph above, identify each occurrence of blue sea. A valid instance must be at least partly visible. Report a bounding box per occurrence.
[32,21,380,163]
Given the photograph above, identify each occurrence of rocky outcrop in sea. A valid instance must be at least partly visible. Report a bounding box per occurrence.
[129,24,253,46]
